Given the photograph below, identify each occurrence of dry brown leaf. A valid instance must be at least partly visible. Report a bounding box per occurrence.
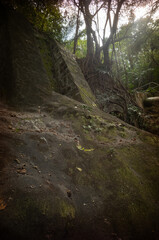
[17,169,26,174]
[15,158,21,164]
[0,199,7,210]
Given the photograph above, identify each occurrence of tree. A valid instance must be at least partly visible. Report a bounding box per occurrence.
[111,17,159,92]
[69,0,157,71]
[1,0,64,41]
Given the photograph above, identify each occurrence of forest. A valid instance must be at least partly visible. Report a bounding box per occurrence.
[0,1,159,240]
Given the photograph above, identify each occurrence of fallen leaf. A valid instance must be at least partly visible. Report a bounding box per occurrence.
[0,199,7,210]
[84,148,94,152]
[40,137,48,144]
[15,158,20,164]
[17,169,26,174]
[76,144,84,151]
[33,165,38,170]
[76,143,94,152]
[92,103,97,107]
[76,167,82,172]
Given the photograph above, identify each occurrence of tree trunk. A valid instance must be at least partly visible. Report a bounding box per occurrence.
[85,15,94,61]
[102,0,125,70]
[103,41,111,71]
[73,6,80,54]
[79,0,94,62]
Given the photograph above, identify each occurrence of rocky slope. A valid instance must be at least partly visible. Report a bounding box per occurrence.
[0,4,159,240]
[0,94,159,240]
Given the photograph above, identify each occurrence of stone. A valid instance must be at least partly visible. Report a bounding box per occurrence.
[0,4,96,108]
[0,4,159,240]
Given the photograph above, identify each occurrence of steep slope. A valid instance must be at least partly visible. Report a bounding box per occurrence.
[0,4,159,240]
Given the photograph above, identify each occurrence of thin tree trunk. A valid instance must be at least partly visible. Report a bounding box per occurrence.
[103,40,111,71]
[119,42,129,89]
[85,15,94,61]
[73,6,80,54]
[103,0,125,70]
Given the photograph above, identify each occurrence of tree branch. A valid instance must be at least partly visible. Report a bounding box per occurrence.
[92,2,106,18]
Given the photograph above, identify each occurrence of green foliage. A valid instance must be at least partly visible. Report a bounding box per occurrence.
[3,0,65,41]
[65,36,87,58]
[112,17,159,92]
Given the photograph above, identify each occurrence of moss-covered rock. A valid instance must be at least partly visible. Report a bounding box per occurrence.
[0,4,96,108]
[0,4,51,106]
[0,4,159,240]
[0,92,159,240]
[44,39,96,107]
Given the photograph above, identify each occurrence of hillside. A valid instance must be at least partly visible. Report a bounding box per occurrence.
[0,4,159,240]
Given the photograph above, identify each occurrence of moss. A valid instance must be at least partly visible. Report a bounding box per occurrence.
[66,108,121,145]
[118,131,127,138]
[58,199,75,219]
[84,133,94,141]
[7,194,76,227]
[142,135,159,145]
[78,85,96,107]
[10,197,51,221]
[114,162,158,235]
[36,35,57,90]
[75,171,91,186]
[115,144,159,200]
[68,167,74,176]
[96,135,110,143]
